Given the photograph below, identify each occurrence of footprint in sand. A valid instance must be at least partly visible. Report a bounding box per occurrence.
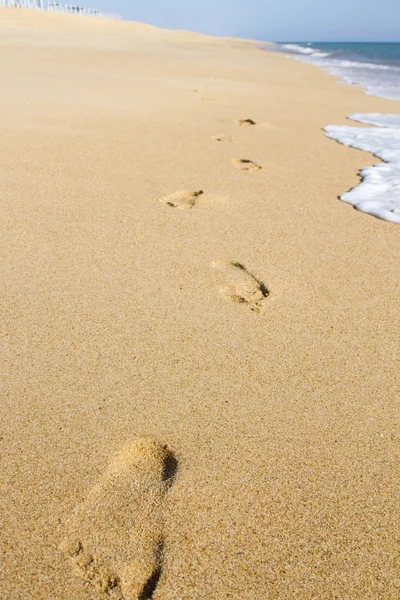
[212,134,234,143]
[159,190,203,210]
[211,261,269,314]
[233,159,262,172]
[60,438,177,600]
[237,119,256,127]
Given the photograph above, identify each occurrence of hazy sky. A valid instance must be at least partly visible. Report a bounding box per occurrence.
[81,0,399,41]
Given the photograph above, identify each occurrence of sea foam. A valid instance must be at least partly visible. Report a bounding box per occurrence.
[271,43,400,223]
[325,114,400,223]
[281,43,330,58]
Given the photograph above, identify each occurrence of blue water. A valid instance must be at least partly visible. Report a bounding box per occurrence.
[286,42,400,67]
[272,42,400,101]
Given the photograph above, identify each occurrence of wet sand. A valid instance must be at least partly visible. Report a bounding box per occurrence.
[0,8,399,600]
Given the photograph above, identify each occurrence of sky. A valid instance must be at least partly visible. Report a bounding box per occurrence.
[80,0,399,42]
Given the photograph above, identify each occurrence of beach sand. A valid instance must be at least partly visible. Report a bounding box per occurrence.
[0,8,399,599]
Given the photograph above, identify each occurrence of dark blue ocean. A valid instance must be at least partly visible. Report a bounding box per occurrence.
[272,42,400,101]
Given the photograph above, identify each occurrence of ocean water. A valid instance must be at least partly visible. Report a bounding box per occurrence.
[270,42,400,223]
[276,42,400,101]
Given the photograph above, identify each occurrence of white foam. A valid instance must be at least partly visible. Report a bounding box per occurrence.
[325,114,400,223]
[281,43,330,59]
[311,52,331,58]
[327,60,392,71]
[349,113,400,129]
[282,43,316,55]
[316,59,400,101]
[274,44,400,223]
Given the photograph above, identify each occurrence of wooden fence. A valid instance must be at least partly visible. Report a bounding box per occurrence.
[0,0,121,19]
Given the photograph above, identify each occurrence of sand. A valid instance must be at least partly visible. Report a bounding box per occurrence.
[0,8,399,600]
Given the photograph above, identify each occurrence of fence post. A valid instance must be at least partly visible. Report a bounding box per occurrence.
[1,0,121,18]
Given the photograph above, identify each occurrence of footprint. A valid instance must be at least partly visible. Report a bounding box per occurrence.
[237,119,256,127]
[233,159,262,172]
[159,190,203,210]
[211,261,269,314]
[212,134,234,143]
[60,438,177,600]
[212,134,231,143]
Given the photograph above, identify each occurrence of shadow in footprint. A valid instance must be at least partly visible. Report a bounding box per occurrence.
[60,438,177,600]
[212,134,234,143]
[162,452,178,484]
[212,261,269,314]
[160,190,203,210]
[138,541,164,600]
[238,119,256,126]
[233,159,262,172]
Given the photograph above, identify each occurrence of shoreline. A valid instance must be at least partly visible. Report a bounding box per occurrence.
[268,41,400,102]
[266,42,400,222]
[0,9,399,600]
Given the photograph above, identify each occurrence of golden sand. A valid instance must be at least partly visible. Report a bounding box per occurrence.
[0,8,399,599]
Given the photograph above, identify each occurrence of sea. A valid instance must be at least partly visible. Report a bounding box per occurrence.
[269,42,400,223]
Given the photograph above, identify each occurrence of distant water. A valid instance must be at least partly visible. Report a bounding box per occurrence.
[274,42,400,101]
[269,42,400,223]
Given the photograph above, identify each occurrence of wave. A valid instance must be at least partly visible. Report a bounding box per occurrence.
[281,43,331,58]
[319,59,397,72]
[271,44,400,223]
[280,45,398,73]
[349,113,400,128]
[275,43,400,102]
[325,114,400,223]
